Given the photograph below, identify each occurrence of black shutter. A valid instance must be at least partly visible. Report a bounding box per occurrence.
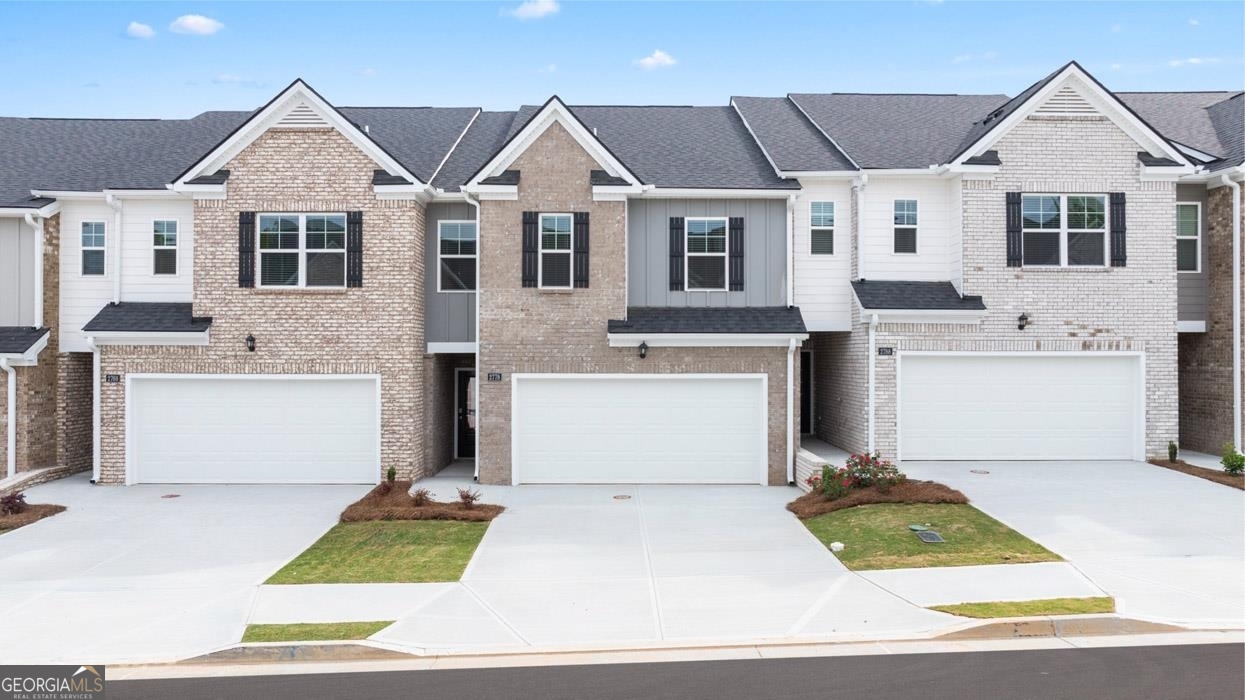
[728,216,745,291]
[573,212,589,288]
[522,211,538,288]
[1109,192,1127,267]
[668,217,685,291]
[346,211,364,287]
[238,211,256,287]
[1005,192,1022,267]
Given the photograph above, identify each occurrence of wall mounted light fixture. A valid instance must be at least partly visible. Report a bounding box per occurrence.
[245,333,256,352]
[1017,313,1029,331]
[638,341,648,359]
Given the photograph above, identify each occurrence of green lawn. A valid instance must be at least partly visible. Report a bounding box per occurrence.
[242,621,393,643]
[931,597,1116,619]
[266,521,490,584]
[802,503,1060,570]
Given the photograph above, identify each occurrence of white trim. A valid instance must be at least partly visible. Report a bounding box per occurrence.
[891,198,919,255]
[429,109,481,186]
[637,187,796,199]
[89,331,210,346]
[0,359,13,478]
[868,310,987,325]
[436,220,478,293]
[79,220,107,278]
[427,341,478,354]
[782,170,861,179]
[454,367,475,460]
[809,200,836,255]
[1176,201,1202,274]
[510,373,769,486]
[684,216,730,292]
[537,213,574,290]
[1173,141,1219,163]
[151,218,180,277]
[123,373,383,486]
[29,190,106,201]
[373,184,427,202]
[0,202,61,217]
[608,333,808,348]
[895,350,1147,462]
[1177,320,1207,333]
[0,330,49,366]
[592,185,643,201]
[256,213,347,289]
[1020,193,1110,268]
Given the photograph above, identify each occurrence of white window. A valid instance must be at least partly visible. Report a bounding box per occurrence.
[258,214,346,287]
[439,221,477,291]
[1176,202,1201,273]
[810,202,834,255]
[686,217,728,291]
[153,220,178,276]
[81,221,106,276]
[893,200,917,254]
[1021,195,1107,267]
[539,213,573,289]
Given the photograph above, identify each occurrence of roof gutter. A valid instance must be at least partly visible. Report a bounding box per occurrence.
[105,193,123,304]
[1,358,14,479]
[23,212,44,328]
[1220,174,1242,452]
[854,173,869,280]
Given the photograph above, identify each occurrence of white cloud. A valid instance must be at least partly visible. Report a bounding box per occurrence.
[359,67,377,77]
[1188,18,1200,26]
[507,0,559,20]
[1110,63,1122,70]
[126,21,155,39]
[538,63,557,73]
[1168,57,1222,67]
[951,51,998,64]
[635,49,676,70]
[1110,23,1122,33]
[169,14,224,35]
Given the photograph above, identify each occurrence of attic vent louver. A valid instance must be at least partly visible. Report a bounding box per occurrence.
[275,101,330,128]
[1035,85,1097,116]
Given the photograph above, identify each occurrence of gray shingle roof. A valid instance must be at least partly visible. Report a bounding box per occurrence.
[1206,93,1244,171]
[1118,91,1242,159]
[431,111,521,192]
[851,280,985,311]
[590,170,631,186]
[338,107,479,184]
[607,307,807,334]
[731,97,855,172]
[83,302,212,333]
[0,327,49,355]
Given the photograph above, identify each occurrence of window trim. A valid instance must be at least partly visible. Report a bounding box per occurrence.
[1020,193,1109,268]
[684,216,730,292]
[255,213,348,288]
[1176,201,1202,274]
[810,201,835,255]
[538,212,574,290]
[151,218,179,278]
[437,219,478,293]
[80,220,107,278]
[892,199,919,255]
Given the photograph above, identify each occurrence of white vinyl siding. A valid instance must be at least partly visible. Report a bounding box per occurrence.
[121,199,195,303]
[793,182,852,331]
[438,221,477,291]
[538,213,572,289]
[1176,202,1200,273]
[685,217,729,291]
[861,177,954,281]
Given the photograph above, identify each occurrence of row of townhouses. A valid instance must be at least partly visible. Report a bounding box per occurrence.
[0,61,1241,488]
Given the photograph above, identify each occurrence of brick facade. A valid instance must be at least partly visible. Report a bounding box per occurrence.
[94,128,427,483]
[423,352,475,474]
[475,121,795,485]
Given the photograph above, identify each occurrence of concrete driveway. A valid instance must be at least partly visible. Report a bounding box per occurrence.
[0,474,369,664]
[902,461,1245,629]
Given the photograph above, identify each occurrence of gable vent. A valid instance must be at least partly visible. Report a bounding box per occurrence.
[275,101,330,128]
[1035,85,1097,116]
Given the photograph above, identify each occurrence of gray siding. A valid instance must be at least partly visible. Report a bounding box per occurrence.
[628,199,788,307]
[1176,184,1208,323]
[0,218,36,327]
[425,202,477,343]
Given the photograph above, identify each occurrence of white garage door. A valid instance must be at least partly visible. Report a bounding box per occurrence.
[898,354,1141,461]
[513,375,767,484]
[129,376,379,484]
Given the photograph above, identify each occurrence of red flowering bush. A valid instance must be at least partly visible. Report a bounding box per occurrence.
[814,453,906,500]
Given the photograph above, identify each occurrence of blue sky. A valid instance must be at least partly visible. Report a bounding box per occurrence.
[0,1,1241,118]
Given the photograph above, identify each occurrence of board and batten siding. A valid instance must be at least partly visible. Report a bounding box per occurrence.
[627,198,787,307]
[860,177,956,282]
[425,202,476,343]
[0,217,37,327]
[793,181,852,330]
[1176,183,1208,324]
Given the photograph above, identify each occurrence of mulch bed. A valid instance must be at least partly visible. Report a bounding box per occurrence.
[340,481,505,522]
[787,480,968,519]
[0,504,66,532]
[1149,459,1244,490]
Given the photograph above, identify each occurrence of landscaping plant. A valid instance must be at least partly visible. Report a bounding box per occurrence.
[457,487,482,509]
[0,491,27,516]
[1167,441,1178,462]
[843,452,906,491]
[818,465,853,500]
[1223,442,1245,476]
[386,466,397,484]
[410,488,433,507]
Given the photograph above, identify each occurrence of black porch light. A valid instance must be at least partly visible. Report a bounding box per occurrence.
[245,333,256,352]
[638,341,648,359]
[1017,313,1029,331]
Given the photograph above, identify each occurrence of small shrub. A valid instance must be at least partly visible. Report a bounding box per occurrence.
[1,491,28,516]
[804,472,823,492]
[411,488,433,507]
[386,466,397,484]
[818,465,853,501]
[377,481,393,496]
[843,452,906,491]
[1222,442,1245,476]
[1167,441,1178,462]
[457,487,482,509]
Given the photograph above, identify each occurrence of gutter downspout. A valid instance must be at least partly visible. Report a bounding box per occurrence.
[23,213,44,327]
[1,358,14,479]
[786,194,796,307]
[462,190,482,482]
[86,336,100,484]
[1221,175,1243,451]
[105,194,122,303]
[867,313,878,454]
[786,337,796,485]
[854,173,868,281]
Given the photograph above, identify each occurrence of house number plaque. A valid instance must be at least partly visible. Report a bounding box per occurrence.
[487,372,503,382]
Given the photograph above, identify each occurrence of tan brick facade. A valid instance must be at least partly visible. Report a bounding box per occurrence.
[423,352,475,474]
[94,128,427,483]
[475,122,795,485]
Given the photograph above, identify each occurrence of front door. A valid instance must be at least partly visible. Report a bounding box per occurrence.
[456,369,476,459]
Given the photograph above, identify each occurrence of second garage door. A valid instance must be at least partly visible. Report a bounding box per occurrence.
[512,375,768,484]
[129,376,379,484]
[898,354,1142,461]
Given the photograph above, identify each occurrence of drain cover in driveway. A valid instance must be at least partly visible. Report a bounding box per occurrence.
[613,495,632,500]
[915,530,945,543]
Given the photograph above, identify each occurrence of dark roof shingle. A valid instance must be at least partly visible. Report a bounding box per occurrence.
[731,96,856,172]
[607,307,807,334]
[0,327,49,355]
[851,280,985,311]
[83,302,212,333]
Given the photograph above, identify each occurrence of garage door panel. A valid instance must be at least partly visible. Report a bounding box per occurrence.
[899,355,1139,461]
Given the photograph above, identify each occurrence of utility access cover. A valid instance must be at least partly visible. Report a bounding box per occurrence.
[915,530,945,544]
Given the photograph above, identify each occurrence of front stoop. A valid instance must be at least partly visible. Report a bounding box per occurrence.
[0,464,88,497]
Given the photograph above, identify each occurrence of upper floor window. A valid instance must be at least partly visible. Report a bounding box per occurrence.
[539,214,573,288]
[81,221,106,276]
[153,220,178,276]
[810,202,835,255]
[258,214,345,287]
[893,200,917,254]
[686,217,728,291]
[1176,203,1201,273]
[1021,195,1106,267]
[439,221,477,291]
